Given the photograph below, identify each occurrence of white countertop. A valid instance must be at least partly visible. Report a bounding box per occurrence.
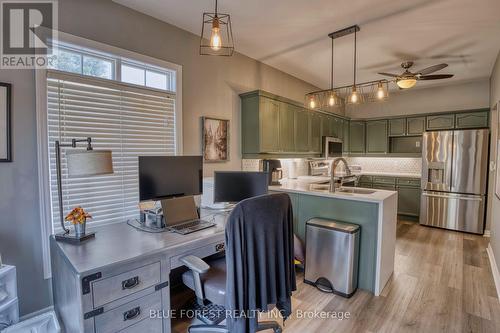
[270,180,397,203]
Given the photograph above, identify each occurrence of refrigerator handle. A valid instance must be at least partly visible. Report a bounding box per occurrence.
[422,192,483,201]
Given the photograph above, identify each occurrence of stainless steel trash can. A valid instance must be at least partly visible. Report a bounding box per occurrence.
[304,218,360,298]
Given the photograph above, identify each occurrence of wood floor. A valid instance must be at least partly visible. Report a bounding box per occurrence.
[172,220,500,333]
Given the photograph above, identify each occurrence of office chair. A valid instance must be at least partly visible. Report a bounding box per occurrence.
[180,193,295,333]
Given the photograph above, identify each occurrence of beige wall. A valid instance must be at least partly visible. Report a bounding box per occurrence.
[0,0,324,315]
[346,79,490,119]
[489,51,500,269]
[58,0,325,177]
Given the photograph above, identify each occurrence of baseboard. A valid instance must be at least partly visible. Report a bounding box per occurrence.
[486,243,500,300]
[484,230,491,237]
[19,305,54,321]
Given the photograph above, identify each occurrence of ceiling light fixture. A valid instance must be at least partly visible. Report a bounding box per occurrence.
[306,25,389,110]
[396,77,417,89]
[200,0,234,56]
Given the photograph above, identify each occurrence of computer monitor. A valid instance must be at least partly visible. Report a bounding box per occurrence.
[139,156,202,201]
[214,171,269,203]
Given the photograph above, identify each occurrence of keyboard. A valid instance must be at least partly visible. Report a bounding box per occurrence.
[169,219,216,235]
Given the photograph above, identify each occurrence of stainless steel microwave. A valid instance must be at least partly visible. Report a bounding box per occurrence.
[323,137,343,158]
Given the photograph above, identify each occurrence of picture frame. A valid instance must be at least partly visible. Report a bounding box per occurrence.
[0,82,11,162]
[202,117,229,163]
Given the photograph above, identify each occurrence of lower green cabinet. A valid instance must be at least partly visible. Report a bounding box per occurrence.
[397,186,421,217]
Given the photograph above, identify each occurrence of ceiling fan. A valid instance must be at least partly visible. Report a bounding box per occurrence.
[378,61,454,89]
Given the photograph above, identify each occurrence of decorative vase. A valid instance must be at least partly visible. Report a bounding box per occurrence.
[74,220,86,237]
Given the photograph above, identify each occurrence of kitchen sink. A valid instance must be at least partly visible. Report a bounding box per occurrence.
[336,188,376,194]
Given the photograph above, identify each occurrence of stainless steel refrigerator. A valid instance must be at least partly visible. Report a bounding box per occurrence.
[420,129,489,234]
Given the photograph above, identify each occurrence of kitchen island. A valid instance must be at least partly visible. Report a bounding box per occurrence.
[270,180,397,296]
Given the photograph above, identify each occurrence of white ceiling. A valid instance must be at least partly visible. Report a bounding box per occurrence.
[115,0,500,90]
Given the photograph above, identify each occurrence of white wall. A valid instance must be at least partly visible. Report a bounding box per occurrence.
[346,79,490,119]
[489,51,500,269]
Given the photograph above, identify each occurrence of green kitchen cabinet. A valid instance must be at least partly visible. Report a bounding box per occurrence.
[321,114,332,138]
[455,111,489,129]
[279,102,295,152]
[349,121,365,154]
[342,120,350,153]
[331,117,343,139]
[372,184,395,191]
[426,114,455,130]
[366,120,388,154]
[389,118,406,136]
[406,117,426,135]
[294,107,310,152]
[397,185,421,217]
[358,182,373,188]
[310,112,323,153]
[259,97,281,152]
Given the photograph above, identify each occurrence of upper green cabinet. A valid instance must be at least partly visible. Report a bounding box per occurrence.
[455,111,489,129]
[342,120,350,153]
[293,106,310,152]
[366,120,388,154]
[349,121,366,154]
[259,97,281,152]
[309,112,323,153]
[389,118,406,136]
[279,103,295,152]
[426,114,455,130]
[406,117,425,135]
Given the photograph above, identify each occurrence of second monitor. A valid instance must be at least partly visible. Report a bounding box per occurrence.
[214,171,269,203]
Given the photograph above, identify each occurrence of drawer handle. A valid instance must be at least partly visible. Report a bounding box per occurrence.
[122,276,140,290]
[123,306,141,321]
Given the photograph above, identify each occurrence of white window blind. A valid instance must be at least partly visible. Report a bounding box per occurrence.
[46,71,177,232]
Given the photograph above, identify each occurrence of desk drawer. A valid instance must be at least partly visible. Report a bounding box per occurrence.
[118,316,162,333]
[170,241,225,269]
[92,262,161,308]
[95,290,162,333]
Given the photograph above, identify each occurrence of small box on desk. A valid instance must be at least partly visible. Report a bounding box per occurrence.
[140,211,165,229]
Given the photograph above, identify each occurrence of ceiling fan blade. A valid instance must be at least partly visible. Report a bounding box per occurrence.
[378,72,399,77]
[418,74,454,80]
[417,63,448,75]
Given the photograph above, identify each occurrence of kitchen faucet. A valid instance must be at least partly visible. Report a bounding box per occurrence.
[330,158,351,193]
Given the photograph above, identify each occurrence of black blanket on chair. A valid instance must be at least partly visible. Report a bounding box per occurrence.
[224,193,297,333]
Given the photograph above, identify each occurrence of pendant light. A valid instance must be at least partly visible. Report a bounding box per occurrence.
[200,0,234,56]
[347,28,363,105]
[327,37,341,107]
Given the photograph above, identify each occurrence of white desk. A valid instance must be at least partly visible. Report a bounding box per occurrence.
[51,209,228,333]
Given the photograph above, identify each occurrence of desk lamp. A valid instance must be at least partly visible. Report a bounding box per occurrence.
[54,137,113,244]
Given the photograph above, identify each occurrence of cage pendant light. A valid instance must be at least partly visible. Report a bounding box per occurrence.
[200,0,234,56]
[327,37,341,108]
[347,28,364,105]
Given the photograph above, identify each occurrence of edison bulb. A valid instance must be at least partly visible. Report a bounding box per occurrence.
[328,94,336,106]
[309,97,316,109]
[349,88,359,104]
[210,18,222,51]
[210,26,221,50]
[376,83,386,100]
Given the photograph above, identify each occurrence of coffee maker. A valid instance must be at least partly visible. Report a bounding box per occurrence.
[260,159,283,185]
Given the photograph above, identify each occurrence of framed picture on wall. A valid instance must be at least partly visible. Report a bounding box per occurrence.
[202,117,229,162]
[0,82,11,162]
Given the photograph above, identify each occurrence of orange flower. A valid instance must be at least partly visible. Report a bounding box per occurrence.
[65,206,93,225]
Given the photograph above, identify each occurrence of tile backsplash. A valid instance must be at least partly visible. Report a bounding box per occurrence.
[243,157,422,177]
[346,157,422,175]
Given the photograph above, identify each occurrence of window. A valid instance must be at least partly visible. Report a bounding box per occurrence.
[46,72,177,233]
[38,35,182,278]
[50,43,176,92]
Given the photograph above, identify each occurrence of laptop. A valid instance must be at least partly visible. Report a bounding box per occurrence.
[161,196,215,235]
